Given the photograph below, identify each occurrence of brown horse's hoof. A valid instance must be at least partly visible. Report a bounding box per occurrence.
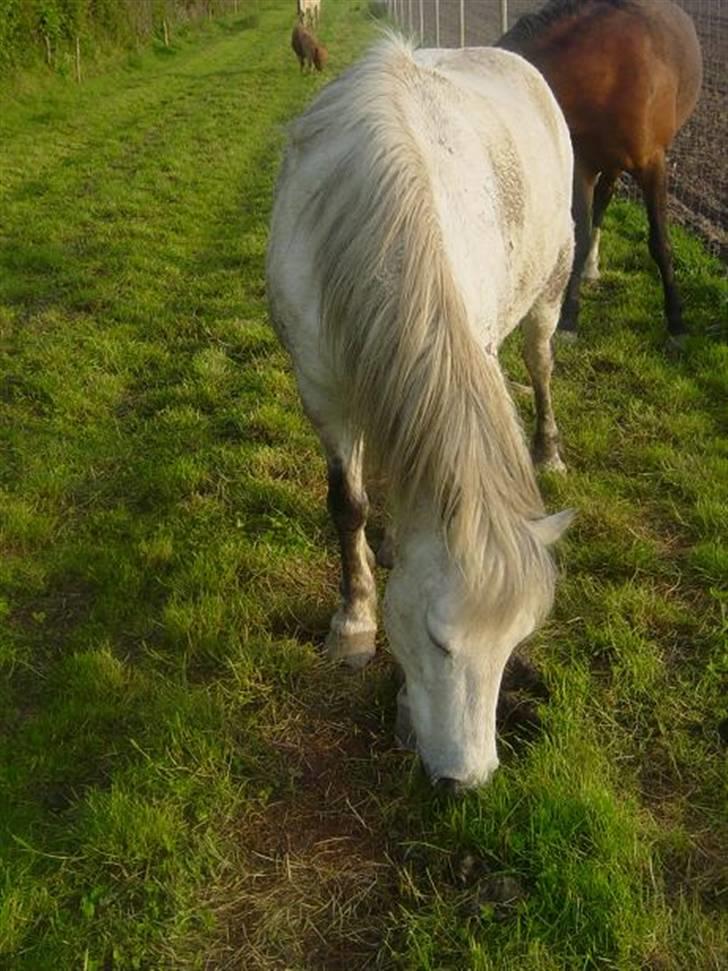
[665,332,688,354]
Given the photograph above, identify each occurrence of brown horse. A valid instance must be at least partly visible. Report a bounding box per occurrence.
[498,0,702,342]
[291,21,328,73]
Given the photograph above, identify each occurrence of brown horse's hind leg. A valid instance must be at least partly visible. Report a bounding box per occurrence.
[584,172,618,282]
[325,442,378,669]
[634,153,684,340]
[558,163,598,337]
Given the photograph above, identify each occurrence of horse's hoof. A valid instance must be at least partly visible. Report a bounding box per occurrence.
[554,329,578,345]
[539,455,568,475]
[533,441,567,474]
[537,453,567,475]
[582,266,601,283]
[665,332,688,354]
[324,626,376,670]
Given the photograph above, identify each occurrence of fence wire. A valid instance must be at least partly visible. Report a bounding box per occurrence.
[385,0,727,260]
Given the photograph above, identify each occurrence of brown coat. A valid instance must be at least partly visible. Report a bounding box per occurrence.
[291,23,327,73]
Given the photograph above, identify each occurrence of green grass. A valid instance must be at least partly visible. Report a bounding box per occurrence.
[1,1,727,968]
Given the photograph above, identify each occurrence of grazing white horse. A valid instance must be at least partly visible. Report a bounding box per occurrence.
[266,36,574,789]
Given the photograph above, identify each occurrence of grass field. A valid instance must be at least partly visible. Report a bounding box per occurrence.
[1,1,726,968]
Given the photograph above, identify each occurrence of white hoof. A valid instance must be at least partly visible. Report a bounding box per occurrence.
[583,265,601,283]
[324,625,376,670]
[555,330,578,345]
[538,454,567,475]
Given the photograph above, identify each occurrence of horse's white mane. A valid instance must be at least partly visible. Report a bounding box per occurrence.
[288,35,556,622]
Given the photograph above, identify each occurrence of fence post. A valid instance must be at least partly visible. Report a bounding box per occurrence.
[75,35,81,82]
[500,0,508,35]
[419,0,423,42]
[460,0,465,48]
[435,0,440,46]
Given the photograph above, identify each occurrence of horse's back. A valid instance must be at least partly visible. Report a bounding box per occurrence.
[411,46,573,332]
[500,0,702,171]
[267,38,573,373]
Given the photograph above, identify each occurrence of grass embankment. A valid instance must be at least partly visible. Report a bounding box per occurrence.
[0,0,242,82]
[1,2,726,968]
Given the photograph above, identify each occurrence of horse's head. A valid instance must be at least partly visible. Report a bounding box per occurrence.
[313,43,328,72]
[384,510,571,789]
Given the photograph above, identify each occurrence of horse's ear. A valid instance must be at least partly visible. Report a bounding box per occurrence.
[529,508,575,545]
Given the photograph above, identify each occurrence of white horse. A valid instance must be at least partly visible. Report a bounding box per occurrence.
[297,0,321,28]
[266,36,574,789]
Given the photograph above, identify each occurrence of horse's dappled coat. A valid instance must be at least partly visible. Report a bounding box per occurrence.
[266,37,574,787]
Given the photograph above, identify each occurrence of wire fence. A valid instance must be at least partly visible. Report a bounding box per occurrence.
[384,0,727,260]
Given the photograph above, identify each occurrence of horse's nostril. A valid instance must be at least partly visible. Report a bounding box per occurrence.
[435,776,466,797]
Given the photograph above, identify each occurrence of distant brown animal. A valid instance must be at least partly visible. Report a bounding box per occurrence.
[498,0,702,343]
[291,23,327,73]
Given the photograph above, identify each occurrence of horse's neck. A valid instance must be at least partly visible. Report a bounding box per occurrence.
[392,486,525,581]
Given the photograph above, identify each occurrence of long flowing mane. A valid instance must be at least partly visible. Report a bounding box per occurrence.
[498,0,631,50]
[286,37,555,619]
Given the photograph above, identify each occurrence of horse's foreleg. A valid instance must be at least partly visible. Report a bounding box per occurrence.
[584,171,618,282]
[325,440,378,669]
[523,292,567,473]
[558,163,597,337]
[635,153,684,340]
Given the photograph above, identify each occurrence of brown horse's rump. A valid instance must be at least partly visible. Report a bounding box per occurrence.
[499,0,703,340]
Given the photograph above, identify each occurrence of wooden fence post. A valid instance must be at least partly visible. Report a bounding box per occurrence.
[163,19,170,46]
[75,36,81,82]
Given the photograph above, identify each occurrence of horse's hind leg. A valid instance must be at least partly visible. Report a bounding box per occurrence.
[634,152,684,340]
[558,163,598,337]
[324,437,378,669]
[523,288,567,473]
[584,171,618,282]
